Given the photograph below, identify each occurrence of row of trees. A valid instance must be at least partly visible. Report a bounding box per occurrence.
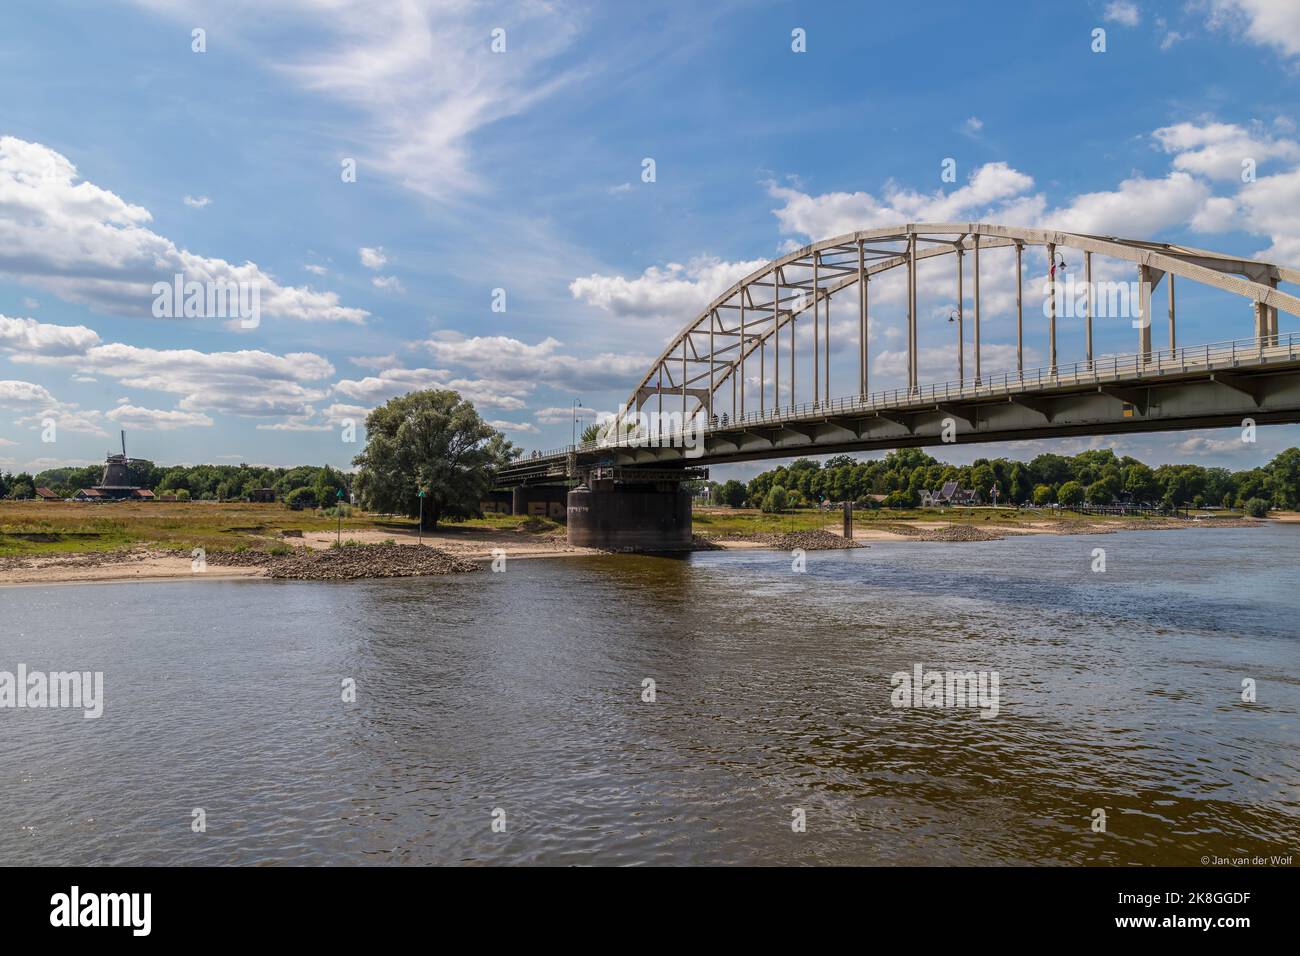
[5,390,516,532]
[710,447,1300,513]
[4,461,351,505]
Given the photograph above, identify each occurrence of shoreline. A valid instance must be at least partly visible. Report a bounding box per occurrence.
[0,516,1270,587]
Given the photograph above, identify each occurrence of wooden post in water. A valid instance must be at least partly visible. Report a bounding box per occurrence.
[843,500,853,540]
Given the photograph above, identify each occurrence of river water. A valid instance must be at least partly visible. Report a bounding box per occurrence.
[2,525,1297,866]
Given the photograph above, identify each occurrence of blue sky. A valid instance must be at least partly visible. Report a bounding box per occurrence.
[2,0,1299,482]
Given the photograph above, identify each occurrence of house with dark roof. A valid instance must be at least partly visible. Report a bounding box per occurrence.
[34,487,61,501]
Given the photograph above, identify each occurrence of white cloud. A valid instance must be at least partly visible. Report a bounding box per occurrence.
[371,275,405,293]
[964,116,984,134]
[0,136,367,323]
[1236,165,1300,262]
[1208,0,1300,57]
[0,314,101,356]
[8,320,335,419]
[304,264,328,276]
[0,380,56,406]
[767,162,1036,238]
[183,194,211,208]
[1153,120,1300,180]
[488,419,538,433]
[0,379,105,436]
[1174,435,1250,455]
[332,366,528,410]
[105,404,214,430]
[359,246,387,270]
[535,405,600,424]
[570,256,769,324]
[1043,171,1212,236]
[133,1,583,201]
[423,334,652,391]
[349,354,401,371]
[1104,2,1140,27]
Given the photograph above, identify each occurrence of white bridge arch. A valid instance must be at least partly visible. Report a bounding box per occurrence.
[621,223,1300,427]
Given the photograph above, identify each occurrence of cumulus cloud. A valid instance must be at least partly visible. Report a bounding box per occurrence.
[1208,0,1300,57]
[487,419,538,433]
[423,334,652,391]
[569,256,769,324]
[183,194,211,208]
[1104,1,1140,27]
[359,246,387,270]
[105,404,214,430]
[0,314,101,356]
[1153,120,1300,180]
[6,318,335,419]
[535,405,600,424]
[1043,171,1212,236]
[0,378,105,435]
[0,136,367,323]
[332,366,528,410]
[767,162,1036,237]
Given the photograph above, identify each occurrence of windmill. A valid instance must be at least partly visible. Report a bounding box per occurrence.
[93,431,153,497]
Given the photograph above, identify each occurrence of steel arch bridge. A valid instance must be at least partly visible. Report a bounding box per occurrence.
[499,222,1300,486]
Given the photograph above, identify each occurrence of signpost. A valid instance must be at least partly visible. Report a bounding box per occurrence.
[336,488,344,546]
[417,489,426,546]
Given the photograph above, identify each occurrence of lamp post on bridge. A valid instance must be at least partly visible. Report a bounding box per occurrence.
[571,398,582,448]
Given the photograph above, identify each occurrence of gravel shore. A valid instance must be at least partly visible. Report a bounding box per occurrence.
[700,529,861,550]
[208,543,481,580]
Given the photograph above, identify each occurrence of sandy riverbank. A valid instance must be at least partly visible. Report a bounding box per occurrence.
[0,515,1269,586]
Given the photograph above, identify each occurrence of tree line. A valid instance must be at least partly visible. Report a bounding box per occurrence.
[2,461,350,507]
[711,447,1300,514]
[1,390,515,530]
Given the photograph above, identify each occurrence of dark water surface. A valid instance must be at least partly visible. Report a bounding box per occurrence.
[3,525,1297,865]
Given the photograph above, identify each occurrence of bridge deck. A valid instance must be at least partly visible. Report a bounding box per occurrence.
[497,334,1300,485]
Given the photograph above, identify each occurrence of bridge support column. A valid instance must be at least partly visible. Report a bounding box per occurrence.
[567,479,692,551]
[1138,265,1155,363]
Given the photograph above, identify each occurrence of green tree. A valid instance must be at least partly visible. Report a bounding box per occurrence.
[883,488,919,509]
[352,389,517,529]
[1085,480,1115,506]
[8,473,35,499]
[1267,448,1300,508]
[1243,498,1269,518]
[1057,481,1085,506]
[720,479,748,508]
[283,486,315,510]
[1031,484,1054,507]
[761,485,789,513]
[1123,462,1159,502]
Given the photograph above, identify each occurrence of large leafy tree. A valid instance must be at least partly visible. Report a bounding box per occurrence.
[352,389,517,529]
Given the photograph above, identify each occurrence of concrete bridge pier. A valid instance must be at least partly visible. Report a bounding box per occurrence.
[567,476,693,551]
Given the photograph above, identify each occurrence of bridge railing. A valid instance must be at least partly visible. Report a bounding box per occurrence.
[508,332,1298,463]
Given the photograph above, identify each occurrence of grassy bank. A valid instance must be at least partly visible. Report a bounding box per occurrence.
[0,500,1253,559]
[0,501,392,557]
[0,501,569,558]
